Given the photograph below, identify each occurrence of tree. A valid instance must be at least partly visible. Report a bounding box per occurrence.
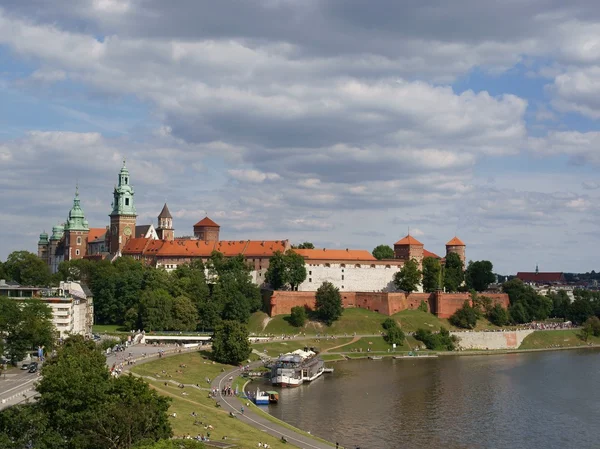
[449,300,479,329]
[414,327,457,351]
[289,306,307,327]
[393,258,421,294]
[502,278,552,322]
[315,281,343,326]
[422,257,442,293]
[295,242,314,249]
[548,290,571,319]
[4,251,51,286]
[487,303,510,327]
[508,302,529,324]
[567,297,594,325]
[381,318,405,346]
[211,320,251,365]
[443,252,464,292]
[580,316,600,341]
[170,295,198,331]
[265,250,307,290]
[465,260,495,292]
[139,289,173,331]
[372,245,394,260]
[5,300,55,364]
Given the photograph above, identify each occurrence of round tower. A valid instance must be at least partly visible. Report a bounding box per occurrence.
[193,216,220,241]
[445,236,466,266]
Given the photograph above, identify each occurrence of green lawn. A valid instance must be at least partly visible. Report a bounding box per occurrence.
[519,329,600,349]
[328,336,423,353]
[251,337,352,358]
[131,352,329,449]
[92,324,128,333]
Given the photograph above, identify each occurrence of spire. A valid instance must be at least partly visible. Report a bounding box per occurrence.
[158,203,172,219]
[65,186,89,231]
[536,264,539,274]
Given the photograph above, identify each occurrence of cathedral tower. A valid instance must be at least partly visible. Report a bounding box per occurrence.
[38,231,49,265]
[157,203,174,241]
[109,159,137,254]
[64,186,90,261]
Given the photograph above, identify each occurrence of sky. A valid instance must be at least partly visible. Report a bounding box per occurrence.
[1,0,600,274]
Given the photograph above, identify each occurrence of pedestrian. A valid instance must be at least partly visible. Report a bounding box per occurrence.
[241,406,244,415]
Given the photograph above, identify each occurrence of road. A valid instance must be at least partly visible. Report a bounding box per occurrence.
[0,367,40,409]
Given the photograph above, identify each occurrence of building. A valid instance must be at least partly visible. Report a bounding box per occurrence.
[38,160,466,295]
[0,280,93,338]
[517,266,566,286]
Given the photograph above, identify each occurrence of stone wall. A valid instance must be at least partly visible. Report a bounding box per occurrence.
[265,290,509,318]
[451,329,534,350]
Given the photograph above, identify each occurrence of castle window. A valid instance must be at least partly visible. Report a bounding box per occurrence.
[355,264,361,268]
[342,285,344,289]
[340,264,346,268]
[371,264,375,268]
[309,278,312,283]
[77,237,82,245]
[309,271,312,275]
[75,249,80,256]
[125,198,130,206]
[325,263,330,268]
[342,275,344,280]
[125,177,128,184]
[385,265,391,269]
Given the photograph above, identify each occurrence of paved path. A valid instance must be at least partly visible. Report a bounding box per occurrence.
[211,366,334,449]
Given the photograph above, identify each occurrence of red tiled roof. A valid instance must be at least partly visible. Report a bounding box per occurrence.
[156,240,215,257]
[446,236,465,246]
[243,240,289,257]
[122,238,152,254]
[516,272,565,283]
[423,249,440,259]
[149,239,289,258]
[193,217,220,228]
[88,228,106,242]
[294,248,376,261]
[394,235,423,246]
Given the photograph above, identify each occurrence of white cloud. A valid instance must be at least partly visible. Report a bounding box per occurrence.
[227,169,280,183]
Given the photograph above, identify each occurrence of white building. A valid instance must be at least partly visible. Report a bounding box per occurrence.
[0,280,94,339]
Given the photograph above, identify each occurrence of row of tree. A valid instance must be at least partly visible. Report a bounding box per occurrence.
[392,253,495,294]
[58,253,262,331]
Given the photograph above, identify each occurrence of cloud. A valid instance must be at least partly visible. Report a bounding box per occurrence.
[227,169,280,183]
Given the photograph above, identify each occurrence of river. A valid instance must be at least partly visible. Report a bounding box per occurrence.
[261,349,600,449]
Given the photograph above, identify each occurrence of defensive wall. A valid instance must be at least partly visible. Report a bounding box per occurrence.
[264,290,509,319]
[451,329,535,350]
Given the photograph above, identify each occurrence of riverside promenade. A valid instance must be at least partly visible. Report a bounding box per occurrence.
[211,366,334,449]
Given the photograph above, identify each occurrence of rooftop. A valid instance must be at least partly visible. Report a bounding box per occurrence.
[194,216,220,228]
[394,235,423,246]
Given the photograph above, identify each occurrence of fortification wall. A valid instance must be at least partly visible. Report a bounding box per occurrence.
[451,329,534,350]
[266,290,508,318]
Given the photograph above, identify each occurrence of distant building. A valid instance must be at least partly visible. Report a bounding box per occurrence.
[0,280,93,338]
[517,266,566,286]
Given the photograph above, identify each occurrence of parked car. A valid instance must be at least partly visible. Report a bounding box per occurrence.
[21,363,30,370]
[28,362,39,373]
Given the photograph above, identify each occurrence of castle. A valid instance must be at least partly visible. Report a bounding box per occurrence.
[38,162,508,317]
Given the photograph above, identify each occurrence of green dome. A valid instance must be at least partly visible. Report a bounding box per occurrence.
[51,224,64,240]
[38,232,49,245]
[65,186,89,231]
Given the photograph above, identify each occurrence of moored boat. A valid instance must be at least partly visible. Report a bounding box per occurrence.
[254,388,270,405]
[266,391,279,403]
[271,349,325,387]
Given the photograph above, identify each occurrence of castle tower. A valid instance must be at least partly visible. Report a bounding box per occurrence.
[193,216,220,241]
[157,203,174,241]
[38,231,49,265]
[109,159,137,254]
[49,224,64,273]
[394,235,424,265]
[64,186,90,261]
[445,236,466,267]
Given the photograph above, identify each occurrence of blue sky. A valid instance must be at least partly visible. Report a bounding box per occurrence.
[1,0,600,274]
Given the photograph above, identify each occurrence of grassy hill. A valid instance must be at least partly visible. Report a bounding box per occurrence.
[248,307,465,336]
[519,329,600,349]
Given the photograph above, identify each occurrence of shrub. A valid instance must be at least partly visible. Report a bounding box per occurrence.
[289,306,307,327]
[381,318,405,346]
[487,303,510,327]
[449,300,479,329]
[418,300,429,313]
[414,327,457,351]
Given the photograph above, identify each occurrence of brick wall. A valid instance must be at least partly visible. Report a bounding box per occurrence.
[265,290,509,318]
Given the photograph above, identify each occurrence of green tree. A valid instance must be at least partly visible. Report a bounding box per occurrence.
[465,260,495,292]
[372,245,394,260]
[5,300,55,364]
[443,252,464,292]
[422,256,442,293]
[211,320,251,365]
[295,242,314,249]
[393,258,421,294]
[508,302,529,324]
[139,289,174,331]
[449,300,479,329]
[0,403,64,449]
[170,295,199,331]
[567,297,594,325]
[4,250,51,286]
[265,250,307,290]
[381,318,405,345]
[0,296,20,358]
[414,327,457,351]
[487,303,510,327]
[315,281,343,326]
[580,316,600,341]
[548,290,571,319]
[289,306,307,327]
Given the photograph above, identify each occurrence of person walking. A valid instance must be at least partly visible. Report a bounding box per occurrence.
[241,405,245,415]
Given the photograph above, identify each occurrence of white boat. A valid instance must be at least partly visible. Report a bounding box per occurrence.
[271,349,325,387]
[254,388,270,405]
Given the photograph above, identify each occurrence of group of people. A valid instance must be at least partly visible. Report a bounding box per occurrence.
[257,442,271,448]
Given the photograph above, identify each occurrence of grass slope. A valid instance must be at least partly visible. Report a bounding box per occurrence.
[131,352,307,449]
[252,337,353,358]
[519,329,600,349]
